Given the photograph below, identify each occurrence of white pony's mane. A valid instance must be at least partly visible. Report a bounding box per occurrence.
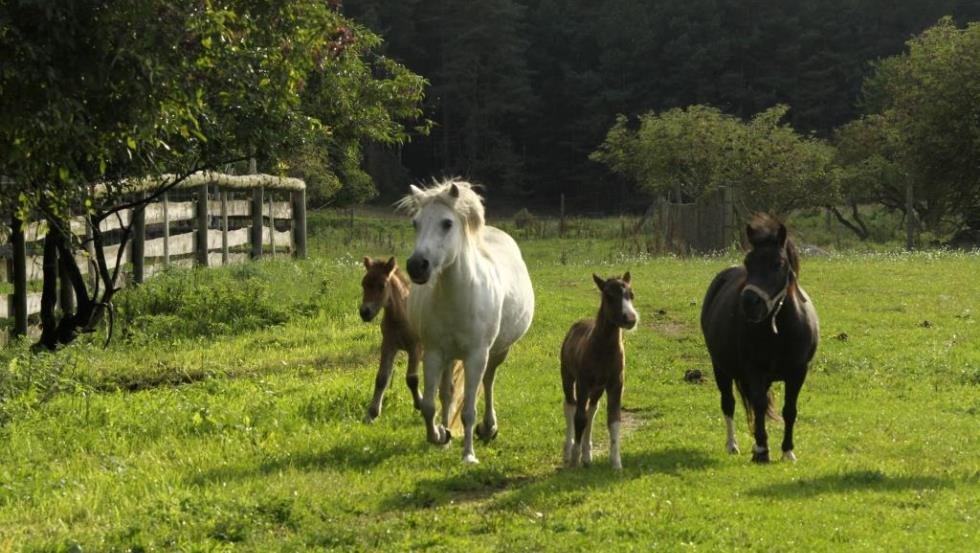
[395,178,486,234]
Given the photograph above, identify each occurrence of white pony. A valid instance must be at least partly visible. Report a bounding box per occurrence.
[398,179,534,464]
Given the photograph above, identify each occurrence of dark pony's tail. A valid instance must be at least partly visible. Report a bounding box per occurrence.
[734,381,783,426]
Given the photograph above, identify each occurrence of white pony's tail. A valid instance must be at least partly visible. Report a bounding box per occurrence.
[447,361,472,436]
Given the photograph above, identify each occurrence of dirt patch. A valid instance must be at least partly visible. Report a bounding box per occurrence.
[646,320,690,339]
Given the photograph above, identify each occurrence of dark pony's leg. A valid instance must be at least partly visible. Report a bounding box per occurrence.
[713,367,739,454]
[781,370,806,461]
[750,378,771,463]
[406,345,422,410]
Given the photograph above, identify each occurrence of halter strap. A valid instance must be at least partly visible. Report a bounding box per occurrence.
[743,268,796,335]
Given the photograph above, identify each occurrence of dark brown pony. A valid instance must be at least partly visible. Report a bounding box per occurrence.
[561,272,638,470]
[701,214,819,462]
[359,256,422,421]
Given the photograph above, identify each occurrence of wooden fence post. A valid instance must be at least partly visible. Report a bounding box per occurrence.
[131,195,146,283]
[292,188,307,259]
[220,189,229,265]
[10,213,28,337]
[196,183,209,266]
[162,191,170,267]
[559,193,566,238]
[905,181,915,251]
[250,186,264,259]
[268,193,276,257]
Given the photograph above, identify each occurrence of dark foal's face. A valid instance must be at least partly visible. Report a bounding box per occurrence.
[360,257,397,322]
[741,223,790,323]
[593,272,638,330]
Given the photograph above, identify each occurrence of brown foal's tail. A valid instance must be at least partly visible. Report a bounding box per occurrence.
[734,381,783,426]
[448,361,471,436]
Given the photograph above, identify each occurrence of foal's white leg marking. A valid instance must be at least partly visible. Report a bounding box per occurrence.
[581,402,599,466]
[725,416,739,454]
[782,450,797,462]
[608,421,622,470]
[421,349,447,445]
[563,402,576,465]
[461,349,490,464]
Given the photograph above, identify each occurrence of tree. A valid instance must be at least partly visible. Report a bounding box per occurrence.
[850,17,980,236]
[0,0,425,349]
[591,105,836,216]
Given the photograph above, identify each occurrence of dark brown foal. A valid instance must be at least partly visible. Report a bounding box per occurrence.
[360,256,422,421]
[561,272,638,469]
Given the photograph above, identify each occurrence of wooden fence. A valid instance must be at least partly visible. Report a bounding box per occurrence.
[1,172,307,343]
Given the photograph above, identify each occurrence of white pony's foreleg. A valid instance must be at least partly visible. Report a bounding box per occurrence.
[477,349,508,441]
[421,349,449,445]
[461,348,490,464]
[439,364,454,429]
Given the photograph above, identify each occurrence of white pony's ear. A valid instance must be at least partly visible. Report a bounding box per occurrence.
[593,273,605,291]
[449,183,460,198]
[410,184,424,197]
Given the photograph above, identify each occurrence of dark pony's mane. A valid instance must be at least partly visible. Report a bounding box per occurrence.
[748,213,800,277]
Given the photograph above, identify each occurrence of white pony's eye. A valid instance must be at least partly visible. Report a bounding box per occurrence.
[412,219,418,230]
[441,219,453,231]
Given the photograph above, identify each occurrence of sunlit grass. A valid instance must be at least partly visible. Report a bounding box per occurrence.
[0,215,977,551]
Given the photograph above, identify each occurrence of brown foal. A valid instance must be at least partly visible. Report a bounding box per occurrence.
[561,272,638,469]
[360,256,422,421]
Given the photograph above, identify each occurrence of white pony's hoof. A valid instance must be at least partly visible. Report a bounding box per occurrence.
[727,442,740,454]
[462,453,480,464]
[427,425,451,446]
[476,422,498,442]
[782,450,797,463]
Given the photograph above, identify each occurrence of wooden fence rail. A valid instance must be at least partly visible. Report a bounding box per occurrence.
[2,172,307,343]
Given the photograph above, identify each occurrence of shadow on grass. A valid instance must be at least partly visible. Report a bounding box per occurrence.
[490,447,717,511]
[187,440,410,486]
[380,446,716,512]
[381,465,534,511]
[745,469,952,498]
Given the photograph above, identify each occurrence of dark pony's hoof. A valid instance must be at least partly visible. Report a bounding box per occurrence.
[476,422,498,443]
[751,449,770,463]
[442,429,453,445]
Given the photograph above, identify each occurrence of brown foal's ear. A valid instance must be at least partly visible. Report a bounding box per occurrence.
[384,256,397,275]
[623,271,631,284]
[777,223,787,247]
[745,224,758,244]
[362,256,372,269]
[593,273,605,291]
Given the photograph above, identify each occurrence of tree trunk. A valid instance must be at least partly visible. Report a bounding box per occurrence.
[828,205,870,240]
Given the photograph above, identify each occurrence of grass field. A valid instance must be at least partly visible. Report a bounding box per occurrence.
[0,212,978,551]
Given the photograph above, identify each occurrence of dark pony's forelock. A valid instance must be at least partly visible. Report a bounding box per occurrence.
[748,213,800,276]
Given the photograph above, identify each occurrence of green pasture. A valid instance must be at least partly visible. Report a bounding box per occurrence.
[0,213,977,551]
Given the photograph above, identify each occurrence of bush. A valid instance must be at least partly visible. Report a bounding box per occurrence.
[116,265,294,343]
